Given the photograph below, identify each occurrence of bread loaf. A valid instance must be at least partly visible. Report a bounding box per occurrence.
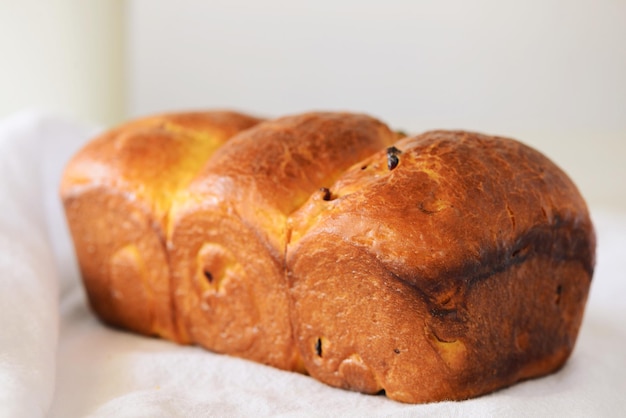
[61,111,595,403]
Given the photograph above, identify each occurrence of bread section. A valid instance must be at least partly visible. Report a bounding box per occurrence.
[60,111,262,340]
[167,112,396,370]
[286,131,595,402]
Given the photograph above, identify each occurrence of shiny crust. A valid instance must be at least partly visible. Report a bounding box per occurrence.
[60,111,262,339]
[168,112,396,369]
[286,131,595,402]
[61,114,595,403]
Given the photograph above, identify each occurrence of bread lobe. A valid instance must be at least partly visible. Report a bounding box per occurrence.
[61,111,262,340]
[286,130,595,402]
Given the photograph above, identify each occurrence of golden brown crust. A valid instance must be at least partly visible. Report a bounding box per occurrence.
[61,115,595,403]
[286,130,595,402]
[168,112,397,369]
[60,111,262,339]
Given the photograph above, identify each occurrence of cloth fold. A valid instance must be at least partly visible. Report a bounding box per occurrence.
[0,111,624,417]
[0,112,94,418]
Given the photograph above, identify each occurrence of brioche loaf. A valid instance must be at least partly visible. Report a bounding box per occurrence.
[61,111,595,403]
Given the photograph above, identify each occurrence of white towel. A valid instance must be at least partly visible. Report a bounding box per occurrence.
[0,112,93,418]
[0,111,624,417]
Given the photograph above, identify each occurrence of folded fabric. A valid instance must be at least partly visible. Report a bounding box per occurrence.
[0,112,96,418]
[0,112,624,417]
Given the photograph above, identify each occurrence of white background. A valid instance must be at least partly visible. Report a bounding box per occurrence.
[1,0,625,210]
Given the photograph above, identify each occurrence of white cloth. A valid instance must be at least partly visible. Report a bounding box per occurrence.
[0,111,624,417]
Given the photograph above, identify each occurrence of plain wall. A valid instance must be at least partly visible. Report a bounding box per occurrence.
[126,0,626,211]
[0,0,125,125]
[2,1,623,210]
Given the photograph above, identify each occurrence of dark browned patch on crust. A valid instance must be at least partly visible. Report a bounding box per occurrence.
[383,215,594,318]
